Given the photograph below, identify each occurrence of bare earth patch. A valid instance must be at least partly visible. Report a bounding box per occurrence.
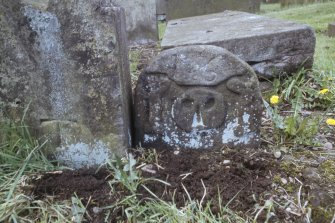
[29,147,335,222]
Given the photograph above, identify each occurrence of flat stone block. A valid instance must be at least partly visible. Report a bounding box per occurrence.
[328,22,335,37]
[135,45,263,150]
[161,11,316,78]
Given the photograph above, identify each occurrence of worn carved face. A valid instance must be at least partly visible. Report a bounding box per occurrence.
[135,45,262,149]
[171,88,227,132]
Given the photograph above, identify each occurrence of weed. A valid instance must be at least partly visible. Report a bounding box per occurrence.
[129,48,142,87]
[0,116,70,222]
[264,67,335,147]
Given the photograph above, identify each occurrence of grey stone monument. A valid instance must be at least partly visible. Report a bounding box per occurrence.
[161,11,316,79]
[328,22,335,38]
[113,0,158,44]
[0,0,132,168]
[156,0,167,21]
[135,45,263,150]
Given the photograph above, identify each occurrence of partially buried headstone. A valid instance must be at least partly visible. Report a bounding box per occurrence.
[0,0,132,168]
[134,45,263,150]
[161,11,316,79]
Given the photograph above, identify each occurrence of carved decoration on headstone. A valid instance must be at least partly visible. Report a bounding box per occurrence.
[135,45,263,149]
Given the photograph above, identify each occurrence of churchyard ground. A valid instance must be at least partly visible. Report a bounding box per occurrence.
[1,2,335,222]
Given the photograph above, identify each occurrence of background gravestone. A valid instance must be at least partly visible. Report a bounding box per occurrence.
[135,45,263,150]
[112,0,158,44]
[161,11,316,79]
[328,22,335,37]
[0,0,132,168]
[156,0,167,21]
[280,0,326,7]
[165,0,261,20]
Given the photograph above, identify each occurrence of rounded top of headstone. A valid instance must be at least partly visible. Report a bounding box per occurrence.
[145,45,256,86]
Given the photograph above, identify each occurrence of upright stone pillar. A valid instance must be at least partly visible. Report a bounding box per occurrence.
[0,0,132,168]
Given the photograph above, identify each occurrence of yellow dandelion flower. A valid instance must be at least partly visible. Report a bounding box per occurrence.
[319,89,329,95]
[270,95,279,105]
[326,118,335,126]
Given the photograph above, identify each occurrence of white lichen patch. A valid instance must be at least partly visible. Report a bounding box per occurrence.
[24,6,71,119]
[222,112,256,146]
[55,140,111,169]
[191,112,205,128]
[144,134,157,143]
[162,128,218,149]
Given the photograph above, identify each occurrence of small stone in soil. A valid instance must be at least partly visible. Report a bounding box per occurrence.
[323,142,333,150]
[274,151,282,159]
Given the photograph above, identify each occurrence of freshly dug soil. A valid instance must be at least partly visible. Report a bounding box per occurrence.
[140,148,277,214]
[32,148,282,222]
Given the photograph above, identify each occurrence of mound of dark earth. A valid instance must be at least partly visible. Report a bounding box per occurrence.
[32,148,284,222]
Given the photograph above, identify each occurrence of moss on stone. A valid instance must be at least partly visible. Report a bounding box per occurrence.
[280,161,304,177]
[101,133,123,152]
[319,160,335,182]
[311,206,335,223]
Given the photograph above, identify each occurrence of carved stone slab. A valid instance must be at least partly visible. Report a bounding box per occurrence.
[0,0,132,168]
[135,45,263,149]
[161,11,315,79]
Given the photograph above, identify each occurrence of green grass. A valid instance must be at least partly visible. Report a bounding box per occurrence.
[158,21,167,41]
[260,3,281,13]
[264,1,335,33]
[262,1,335,72]
[314,34,335,72]
[0,118,71,222]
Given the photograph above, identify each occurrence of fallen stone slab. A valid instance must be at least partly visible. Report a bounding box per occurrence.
[328,22,335,37]
[135,45,263,150]
[161,11,316,78]
[0,0,132,168]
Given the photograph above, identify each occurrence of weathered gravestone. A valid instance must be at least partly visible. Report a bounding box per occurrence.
[280,0,324,7]
[0,0,132,168]
[161,11,316,79]
[165,0,261,20]
[328,22,335,37]
[135,45,263,150]
[156,0,167,21]
[112,0,158,44]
